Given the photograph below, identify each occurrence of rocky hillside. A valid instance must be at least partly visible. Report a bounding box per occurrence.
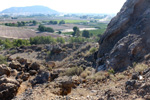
[2,0,150,99]
[1,43,150,100]
[0,43,100,100]
[97,0,150,71]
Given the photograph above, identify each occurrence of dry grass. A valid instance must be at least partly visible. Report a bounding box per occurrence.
[134,63,148,72]
[80,67,95,78]
[86,71,108,81]
[60,66,84,76]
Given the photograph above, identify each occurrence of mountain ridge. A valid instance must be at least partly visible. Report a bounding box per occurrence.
[0,5,59,15]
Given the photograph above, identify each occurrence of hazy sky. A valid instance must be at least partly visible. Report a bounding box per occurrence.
[0,0,126,14]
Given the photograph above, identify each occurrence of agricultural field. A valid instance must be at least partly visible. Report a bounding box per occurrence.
[0,16,108,39]
[0,25,62,39]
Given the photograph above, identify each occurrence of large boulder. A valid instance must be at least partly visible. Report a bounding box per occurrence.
[0,75,20,100]
[31,71,50,86]
[97,0,150,71]
[17,58,27,65]
[0,64,10,76]
[9,60,22,71]
[29,62,41,71]
[52,76,74,96]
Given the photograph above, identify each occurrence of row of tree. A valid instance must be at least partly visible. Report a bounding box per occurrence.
[48,20,65,25]
[5,20,38,27]
[38,25,54,33]
[72,26,93,38]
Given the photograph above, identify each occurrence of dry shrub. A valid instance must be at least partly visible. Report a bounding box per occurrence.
[80,67,95,78]
[116,73,126,80]
[86,71,108,82]
[63,66,83,76]
[134,63,148,72]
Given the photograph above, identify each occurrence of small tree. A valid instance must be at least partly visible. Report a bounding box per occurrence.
[46,27,54,33]
[38,25,46,32]
[82,30,90,38]
[72,26,80,37]
[59,20,65,25]
[33,20,37,26]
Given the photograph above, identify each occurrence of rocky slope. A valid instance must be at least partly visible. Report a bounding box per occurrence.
[97,0,150,71]
[0,43,99,100]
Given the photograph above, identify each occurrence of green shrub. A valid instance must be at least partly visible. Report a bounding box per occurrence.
[30,36,56,45]
[56,37,65,44]
[46,27,54,33]
[69,37,90,43]
[108,68,115,74]
[89,47,97,54]
[13,39,30,47]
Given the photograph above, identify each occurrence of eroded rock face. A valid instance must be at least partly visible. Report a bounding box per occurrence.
[97,0,150,71]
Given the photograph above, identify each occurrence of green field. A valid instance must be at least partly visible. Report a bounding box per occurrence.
[63,22,107,36]
[57,19,88,24]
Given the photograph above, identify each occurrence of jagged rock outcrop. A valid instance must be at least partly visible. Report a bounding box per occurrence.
[97,0,150,71]
[0,75,20,100]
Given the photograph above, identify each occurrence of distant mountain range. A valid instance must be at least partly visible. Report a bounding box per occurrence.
[0,5,59,15]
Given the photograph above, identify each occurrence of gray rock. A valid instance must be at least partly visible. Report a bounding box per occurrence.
[31,71,50,86]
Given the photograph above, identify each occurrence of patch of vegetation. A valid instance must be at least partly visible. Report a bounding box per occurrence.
[56,37,65,44]
[72,26,80,37]
[0,55,7,65]
[5,20,38,27]
[59,20,65,25]
[89,47,98,54]
[108,68,115,74]
[82,30,90,38]
[13,39,30,47]
[80,67,95,78]
[55,19,87,24]
[48,20,58,25]
[86,71,108,81]
[8,49,17,54]
[63,66,84,76]
[69,37,92,43]
[30,36,56,45]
